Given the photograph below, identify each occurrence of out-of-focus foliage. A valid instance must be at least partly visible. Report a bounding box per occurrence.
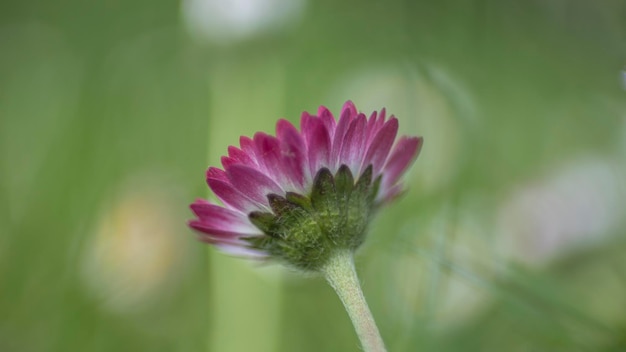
[1,0,625,351]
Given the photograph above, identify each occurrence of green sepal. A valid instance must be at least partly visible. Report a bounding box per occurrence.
[244,164,382,272]
[345,165,375,248]
[334,165,354,197]
[248,211,278,236]
[242,234,276,251]
[355,165,373,191]
[310,167,337,211]
[285,192,313,211]
[267,193,297,216]
[310,167,340,243]
[368,175,382,204]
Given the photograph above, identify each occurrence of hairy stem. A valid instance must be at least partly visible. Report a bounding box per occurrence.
[321,250,386,352]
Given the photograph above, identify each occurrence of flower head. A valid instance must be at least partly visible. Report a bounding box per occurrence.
[189,101,423,271]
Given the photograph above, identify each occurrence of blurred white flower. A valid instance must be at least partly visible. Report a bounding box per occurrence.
[181,0,306,43]
[497,157,625,266]
[82,176,189,313]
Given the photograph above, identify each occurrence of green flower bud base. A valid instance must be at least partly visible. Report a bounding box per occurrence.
[245,164,380,271]
[244,164,386,351]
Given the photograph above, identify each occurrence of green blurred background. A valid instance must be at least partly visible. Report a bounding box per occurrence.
[1,0,626,351]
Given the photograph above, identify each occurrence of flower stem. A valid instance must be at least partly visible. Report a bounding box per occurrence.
[321,250,387,352]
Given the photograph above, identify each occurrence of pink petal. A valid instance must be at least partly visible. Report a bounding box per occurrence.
[228,145,256,167]
[253,132,283,181]
[239,136,259,165]
[206,167,229,183]
[221,156,238,169]
[277,119,305,152]
[206,177,260,212]
[194,231,263,257]
[366,109,386,144]
[276,119,306,188]
[382,136,423,189]
[362,117,399,174]
[189,200,262,237]
[214,243,268,258]
[366,110,378,139]
[303,117,331,179]
[330,102,357,169]
[299,111,314,134]
[339,113,367,172]
[317,106,336,138]
[226,164,283,205]
[341,100,358,119]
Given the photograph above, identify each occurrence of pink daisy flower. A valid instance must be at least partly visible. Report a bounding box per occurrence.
[189,101,423,271]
